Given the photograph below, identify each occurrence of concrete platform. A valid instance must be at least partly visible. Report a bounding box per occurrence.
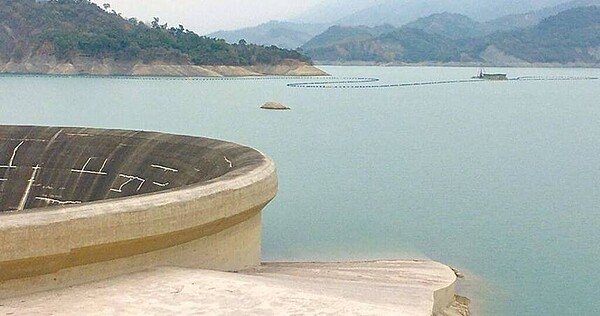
[0,260,462,316]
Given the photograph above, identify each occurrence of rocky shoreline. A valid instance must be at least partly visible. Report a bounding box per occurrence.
[0,57,328,77]
[315,60,600,68]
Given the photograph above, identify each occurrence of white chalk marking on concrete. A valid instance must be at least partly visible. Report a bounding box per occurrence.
[194,168,201,172]
[0,138,46,142]
[151,164,179,173]
[71,157,108,175]
[17,165,40,211]
[224,156,233,168]
[110,174,146,193]
[9,141,24,166]
[82,157,92,170]
[152,181,169,187]
[0,140,25,169]
[49,129,64,143]
[0,178,7,181]
[99,158,108,172]
[35,197,81,205]
[66,133,91,137]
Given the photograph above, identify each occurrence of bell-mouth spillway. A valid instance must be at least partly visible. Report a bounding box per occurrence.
[0,125,269,212]
[0,125,278,297]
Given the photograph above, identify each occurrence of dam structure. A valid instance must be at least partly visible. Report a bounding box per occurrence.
[0,125,277,297]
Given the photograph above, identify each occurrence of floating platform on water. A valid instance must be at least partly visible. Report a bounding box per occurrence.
[473,69,508,80]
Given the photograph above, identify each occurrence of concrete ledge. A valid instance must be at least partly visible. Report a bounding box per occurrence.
[249,260,459,315]
[0,125,277,297]
[0,260,460,315]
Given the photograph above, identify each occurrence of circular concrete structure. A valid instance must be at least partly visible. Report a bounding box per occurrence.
[0,125,277,297]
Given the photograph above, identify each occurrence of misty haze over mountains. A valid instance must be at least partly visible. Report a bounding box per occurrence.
[334,0,575,26]
[208,0,600,55]
[289,0,382,24]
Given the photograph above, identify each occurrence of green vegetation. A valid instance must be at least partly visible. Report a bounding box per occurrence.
[0,0,310,65]
[302,6,600,64]
[404,13,485,40]
[301,24,395,53]
[484,6,600,63]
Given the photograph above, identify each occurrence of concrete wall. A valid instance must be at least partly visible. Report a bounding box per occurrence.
[0,126,277,298]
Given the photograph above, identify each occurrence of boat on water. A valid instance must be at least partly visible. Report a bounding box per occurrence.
[473,68,508,80]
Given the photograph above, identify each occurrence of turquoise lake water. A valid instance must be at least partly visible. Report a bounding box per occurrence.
[1,66,599,315]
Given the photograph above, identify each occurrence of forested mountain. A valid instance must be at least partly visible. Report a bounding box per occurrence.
[0,0,310,68]
[483,6,600,63]
[302,24,395,51]
[208,0,594,51]
[482,0,600,32]
[302,6,600,65]
[404,13,485,39]
[375,0,600,39]
[302,25,464,63]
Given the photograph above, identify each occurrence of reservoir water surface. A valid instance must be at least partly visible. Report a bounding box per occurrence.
[1,66,599,315]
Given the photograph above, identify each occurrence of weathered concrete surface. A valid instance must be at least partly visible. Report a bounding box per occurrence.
[0,125,277,297]
[0,260,462,315]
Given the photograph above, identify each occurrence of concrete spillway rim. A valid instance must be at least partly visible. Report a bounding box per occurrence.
[0,157,276,220]
[0,126,278,228]
[0,125,278,284]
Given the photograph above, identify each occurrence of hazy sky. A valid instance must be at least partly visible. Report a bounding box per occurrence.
[92,0,323,34]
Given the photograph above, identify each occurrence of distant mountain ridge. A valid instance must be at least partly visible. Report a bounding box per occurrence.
[401,0,600,40]
[207,21,329,49]
[208,0,598,51]
[302,24,396,50]
[483,0,600,32]
[301,6,600,66]
[483,6,600,64]
[404,13,485,39]
[334,0,573,26]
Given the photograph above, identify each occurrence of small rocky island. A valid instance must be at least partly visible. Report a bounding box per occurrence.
[261,102,291,110]
[0,0,326,77]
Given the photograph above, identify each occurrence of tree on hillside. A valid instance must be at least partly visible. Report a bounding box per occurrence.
[0,0,311,65]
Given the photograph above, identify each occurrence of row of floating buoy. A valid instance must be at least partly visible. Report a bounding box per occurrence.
[287,77,379,88]
[516,76,599,81]
[287,76,598,89]
[287,78,485,89]
[1,73,596,88]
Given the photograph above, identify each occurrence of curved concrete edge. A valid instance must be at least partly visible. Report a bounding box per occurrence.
[0,154,277,298]
[0,260,461,315]
[246,260,459,315]
[432,269,459,315]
